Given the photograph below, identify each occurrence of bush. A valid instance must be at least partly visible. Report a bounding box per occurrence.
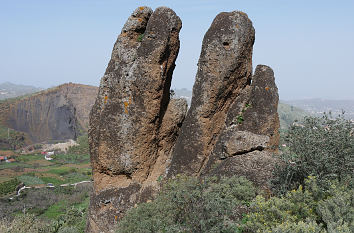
[0,178,20,196]
[269,220,325,233]
[0,214,51,233]
[50,206,87,233]
[244,177,353,233]
[272,113,354,194]
[0,207,87,233]
[116,176,256,233]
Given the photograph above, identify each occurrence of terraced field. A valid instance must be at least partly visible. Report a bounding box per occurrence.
[0,135,92,231]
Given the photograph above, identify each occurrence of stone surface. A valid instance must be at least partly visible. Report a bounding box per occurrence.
[3,83,98,143]
[168,11,256,176]
[167,12,279,188]
[88,8,280,232]
[87,6,185,233]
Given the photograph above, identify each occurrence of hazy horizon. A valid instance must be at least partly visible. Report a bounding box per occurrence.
[1,0,354,100]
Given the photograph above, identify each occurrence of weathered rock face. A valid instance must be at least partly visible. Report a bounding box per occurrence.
[200,65,280,188]
[88,8,280,232]
[168,11,256,176]
[4,83,98,143]
[167,12,280,188]
[87,6,185,232]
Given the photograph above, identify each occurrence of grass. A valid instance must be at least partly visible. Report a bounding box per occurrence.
[17,175,44,185]
[47,167,77,176]
[0,134,91,196]
[0,135,92,231]
[42,200,67,219]
[40,177,63,186]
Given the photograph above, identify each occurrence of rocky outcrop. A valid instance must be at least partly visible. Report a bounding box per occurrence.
[87,6,185,232]
[3,83,98,143]
[167,12,279,188]
[88,7,280,233]
[200,65,280,188]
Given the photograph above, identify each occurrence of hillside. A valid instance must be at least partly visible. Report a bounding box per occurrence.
[284,98,354,119]
[0,83,98,146]
[0,82,42,100]
[278,102,309,129]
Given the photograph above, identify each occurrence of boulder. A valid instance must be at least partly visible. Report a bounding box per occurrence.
[87,6,185,232]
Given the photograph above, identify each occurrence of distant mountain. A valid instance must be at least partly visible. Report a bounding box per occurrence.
[0,82,43,100]
[284,99,354,119]
[0,83,98,148]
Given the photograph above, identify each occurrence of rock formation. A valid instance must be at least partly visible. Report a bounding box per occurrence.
[167,12,279,187]
[88,7,279,233]
[87,6,185,232]
[2,83,98,143]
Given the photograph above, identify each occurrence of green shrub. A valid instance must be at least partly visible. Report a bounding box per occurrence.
[0,178,20,196]
[0,214,51,233]
[272,113,354,194]
[0,207,87,233]
[116,176,256,233]
[244,177,353,233]
[317,180,354,232]
[269,220,325,233]
[50,206,87,233]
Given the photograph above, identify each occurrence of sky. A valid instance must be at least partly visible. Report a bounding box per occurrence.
[1,0,354,100]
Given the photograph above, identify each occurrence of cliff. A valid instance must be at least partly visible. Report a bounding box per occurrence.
[0,83,98,144]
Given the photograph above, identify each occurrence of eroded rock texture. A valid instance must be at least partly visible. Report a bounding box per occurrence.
[5,83,97,143]
[88,8,280,233]
[167,12,279,188]
[87,6,185,233]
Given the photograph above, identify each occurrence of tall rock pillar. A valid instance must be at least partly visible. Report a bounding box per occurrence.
[167,11,280,188]
[87,7,185,232]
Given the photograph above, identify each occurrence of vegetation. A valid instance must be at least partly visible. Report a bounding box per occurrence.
[116,176,256,233]
[1,113,353,232]
[0,135,91,192]
[115,113,353,233]
[272,113,354,194]
[0,178,20,196]
[0,183,91,232]
[278,102,308,130]
[0,124,26,150]
[137,33,144,42]
[245,177,353,233]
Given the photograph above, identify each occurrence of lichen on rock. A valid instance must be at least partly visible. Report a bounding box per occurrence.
[88,7,280,233]
[87,6,185,233]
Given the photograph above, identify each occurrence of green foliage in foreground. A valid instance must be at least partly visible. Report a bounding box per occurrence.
[0,183,91,232]
[116,176,256,233]
[272,113,354,194]
[0,206,87,233]
[245,177,353,233]
[0,178,20,195]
